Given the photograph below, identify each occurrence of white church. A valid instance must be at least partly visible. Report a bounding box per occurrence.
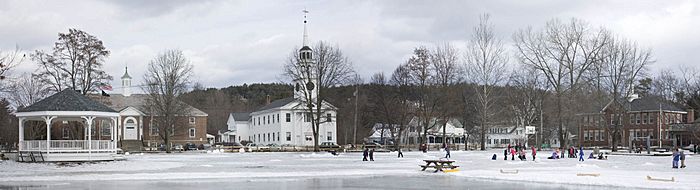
[221,12,338,147]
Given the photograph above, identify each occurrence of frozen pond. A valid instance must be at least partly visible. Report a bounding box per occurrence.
[0,150,697,189]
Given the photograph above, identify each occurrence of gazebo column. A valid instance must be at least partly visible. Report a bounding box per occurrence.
[111,117,118,149]
[82,116,96,158]
[18,118,25,151]
[42,116,56,154]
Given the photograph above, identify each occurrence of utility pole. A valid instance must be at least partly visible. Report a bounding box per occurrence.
[353,85,359,146]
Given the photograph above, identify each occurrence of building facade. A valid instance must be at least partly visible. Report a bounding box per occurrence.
[91,67,209,150]
[221,13,338,147]
[578,95,693,148]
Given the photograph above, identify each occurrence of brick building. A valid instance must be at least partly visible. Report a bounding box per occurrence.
[578,95,694,148]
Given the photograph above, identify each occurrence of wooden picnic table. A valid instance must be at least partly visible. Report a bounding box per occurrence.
[420,159,459,173]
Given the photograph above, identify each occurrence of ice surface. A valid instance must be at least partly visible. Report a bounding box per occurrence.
[0,150,697,189]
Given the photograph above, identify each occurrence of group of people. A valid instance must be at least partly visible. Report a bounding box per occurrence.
[546,146,589,161]
[494,144,536,161]
[362,148,375,161]
[672,148,686,169]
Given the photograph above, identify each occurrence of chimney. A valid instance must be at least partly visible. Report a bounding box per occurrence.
[688,109,695,123]
[266,94,271,105]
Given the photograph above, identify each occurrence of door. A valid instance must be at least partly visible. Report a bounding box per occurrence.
[124,118,138,140]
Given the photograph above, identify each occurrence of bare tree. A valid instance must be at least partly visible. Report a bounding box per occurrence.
[405,46,441,146]
[6,73,51,140]
[464,14,509,150]
[283,41,354,151]
[514,18,609,149]
[32,28,112,94]
[390,63,416,150]
[508,67,547,149]
[431,43,462,147]
[0,46,26,91]
[599,36,653,151]
[142,49,193,153]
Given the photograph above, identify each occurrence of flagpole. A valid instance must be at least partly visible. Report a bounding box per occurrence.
[353,85,358,146]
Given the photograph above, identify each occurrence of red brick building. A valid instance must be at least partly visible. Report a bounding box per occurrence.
[578,95,694,148]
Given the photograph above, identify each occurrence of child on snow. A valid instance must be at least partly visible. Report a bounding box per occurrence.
[504,148,508,161]
[363,148,369,161]
[672,148,680,169]
[578,146,584,162]
[492,154,497,160]
[531,146,537,161]
[510,147,516,160]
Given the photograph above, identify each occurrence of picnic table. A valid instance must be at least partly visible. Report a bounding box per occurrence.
[420,159,459,173]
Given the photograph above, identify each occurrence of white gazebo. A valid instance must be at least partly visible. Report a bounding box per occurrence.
[16,89,120,162]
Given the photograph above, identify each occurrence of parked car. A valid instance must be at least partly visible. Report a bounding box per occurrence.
[246,143,259,151]
[363,142,382,149]
[320,142,340,149]
[185,143,198,151]
[267,144,281,151]
[171,144,184,151]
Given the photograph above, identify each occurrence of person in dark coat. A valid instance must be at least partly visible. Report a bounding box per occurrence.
[369,149,375,161]
[492,154,497,160]
[397,148,404,158]
[363,148,369,161]
[504,148,508,161]
[445,144,451,158]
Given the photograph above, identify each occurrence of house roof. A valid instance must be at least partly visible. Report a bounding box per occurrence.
[90,94,208,116]
[256,97,295,111]
[627,96,685,112]
[18,89,117,113]
[231,112,251,122]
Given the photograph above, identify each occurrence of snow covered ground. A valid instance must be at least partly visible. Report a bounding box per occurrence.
[0,150,697,189]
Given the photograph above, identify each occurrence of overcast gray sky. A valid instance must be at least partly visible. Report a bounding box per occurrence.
[1,0,698,90]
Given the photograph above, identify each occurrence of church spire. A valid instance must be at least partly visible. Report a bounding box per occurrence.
[302,9,309,47]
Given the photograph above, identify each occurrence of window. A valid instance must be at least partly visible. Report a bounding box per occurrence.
[600,130,606,141]
[277,114,280,123]
[286,132,292,141]
[630,114,635,124]
[650,113,655,123]
[277,132,280,141]
[642,113,647,124]
[150,125,159,136]
[594,131,600,141]
[584,131,589,141]
[258,134,261,142]
[272,133,275,141]
[286,113,291,122]
[636,113,641,124]
[326,113,332,122]
[63,127,70,139]
[305,113,312,122]
[189,117,196,125]
[100,121,111,136]
[267,115,270,124]
[189,128,196,138]
[327,132,332,141]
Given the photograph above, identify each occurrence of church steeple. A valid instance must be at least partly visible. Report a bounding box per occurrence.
[294,9,317,101]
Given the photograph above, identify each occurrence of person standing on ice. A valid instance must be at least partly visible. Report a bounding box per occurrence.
[397,148,404,158]
[680,150,686,168]
[363,148,369,161]
[369,148,375,161]
[578,146,584,162]
[504,147,508,161]
[510,146,516,160]
[444,144,451,158]
[531,146,537,161]
[672,148,680,168]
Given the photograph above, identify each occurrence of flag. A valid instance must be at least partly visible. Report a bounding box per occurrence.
[99,84,113,91]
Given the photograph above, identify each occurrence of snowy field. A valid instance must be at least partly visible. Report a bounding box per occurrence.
[0,150,698,190]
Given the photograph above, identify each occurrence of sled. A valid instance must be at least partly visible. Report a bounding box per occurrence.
[499,169,519,174]
[576,173,600,177]
[443,168,460,173]
[646,175,674,182]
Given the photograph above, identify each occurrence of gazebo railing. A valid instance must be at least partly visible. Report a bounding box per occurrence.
[21,140,115,151]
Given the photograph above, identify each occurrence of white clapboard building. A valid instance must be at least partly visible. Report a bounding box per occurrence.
[221,13,338,147]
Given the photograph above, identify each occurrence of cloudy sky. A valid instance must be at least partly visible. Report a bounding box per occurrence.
[1,0,698,91]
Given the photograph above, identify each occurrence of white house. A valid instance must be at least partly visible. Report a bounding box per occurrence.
[405,117,466,145]
[485,125,528,148]
[222,13,338,147]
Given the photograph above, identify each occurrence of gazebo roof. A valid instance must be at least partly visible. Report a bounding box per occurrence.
[18,89,117,113]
